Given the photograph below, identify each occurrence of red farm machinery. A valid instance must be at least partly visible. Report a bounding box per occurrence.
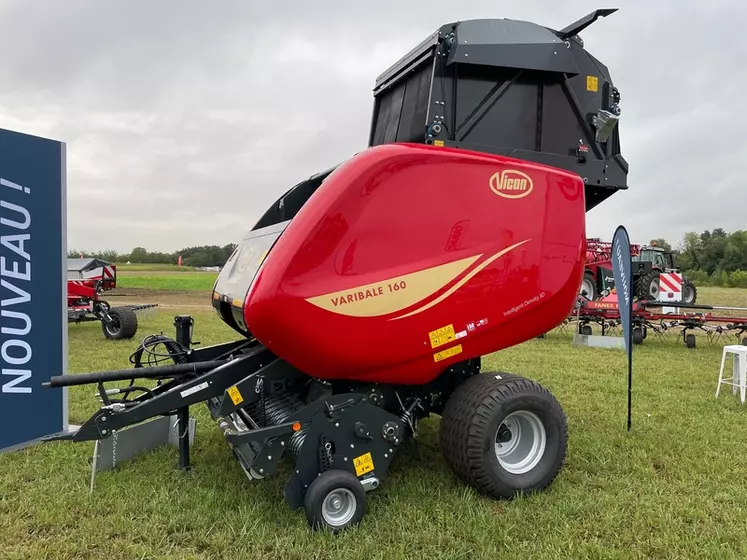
[44,10,628,532]
[67,258,156,340]
[581,238,697,304]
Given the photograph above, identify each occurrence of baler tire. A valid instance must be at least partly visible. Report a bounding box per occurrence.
[439,373,567,500]
[102,307,138,340]
[304,470,367,533]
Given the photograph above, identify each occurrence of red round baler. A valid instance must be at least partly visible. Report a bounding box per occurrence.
[218,143,586,385]
[45,9,627,533]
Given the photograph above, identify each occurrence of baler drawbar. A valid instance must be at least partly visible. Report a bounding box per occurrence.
[43,9,626,532]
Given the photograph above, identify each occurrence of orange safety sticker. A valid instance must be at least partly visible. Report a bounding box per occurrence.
[227,386,244,406]
[429,324,456,348]
[353,452,374,476]
[433,344,463,362]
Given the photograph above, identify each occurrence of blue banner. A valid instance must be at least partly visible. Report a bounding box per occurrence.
[0,128,67,451]
[610,225,633,430]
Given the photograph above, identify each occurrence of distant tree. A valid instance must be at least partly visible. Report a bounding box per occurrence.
[129,247,148,262]
[678,232,703,271]
[649,238,672,251]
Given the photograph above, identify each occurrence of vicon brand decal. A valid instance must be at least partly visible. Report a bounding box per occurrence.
[489,170,533,199]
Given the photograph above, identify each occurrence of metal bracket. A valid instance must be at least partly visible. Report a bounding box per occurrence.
[89,413,196,492]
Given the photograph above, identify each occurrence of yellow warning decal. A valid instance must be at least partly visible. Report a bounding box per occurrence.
[227,386,244,406]
[434,344,463,362]
[353,452,374,477]
[429,324,456,349]
[586,76,598,92]
[434,140,445,147]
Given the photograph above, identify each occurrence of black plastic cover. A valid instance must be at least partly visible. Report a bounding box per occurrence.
[368,9,627,212]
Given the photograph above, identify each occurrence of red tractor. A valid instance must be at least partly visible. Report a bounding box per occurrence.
[67,258,151,340]
[581,239,697,304]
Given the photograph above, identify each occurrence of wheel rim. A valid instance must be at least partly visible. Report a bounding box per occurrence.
[494,411,547,475]
[648,280,659,298]
[581,278,594,298]
[105,317,121,335]
[321,488,357,527]
[684,286,694,303]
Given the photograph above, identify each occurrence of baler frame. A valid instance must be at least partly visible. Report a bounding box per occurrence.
[44,316,490,525]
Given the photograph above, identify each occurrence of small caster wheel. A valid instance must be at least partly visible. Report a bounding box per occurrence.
[685,333,696,349]
[632,328,643,345]
[304,470,367,533]
[742,337,747,347]
[580,325,592,335]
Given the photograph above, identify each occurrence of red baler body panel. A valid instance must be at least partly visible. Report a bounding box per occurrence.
[220,143,586,385]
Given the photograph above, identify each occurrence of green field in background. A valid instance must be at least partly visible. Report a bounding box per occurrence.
[114,263,199,272]
[115,272,218,291]
[2,288,747,558]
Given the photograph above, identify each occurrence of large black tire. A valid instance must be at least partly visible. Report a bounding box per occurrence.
[637,270,659,301]
[102,307,138,340]
[682,279,697,305]
[580,271,596,300]
[303,470,367,533]
[439,373,567,500]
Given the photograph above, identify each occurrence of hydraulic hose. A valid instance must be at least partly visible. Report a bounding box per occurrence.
[42,359,225,388]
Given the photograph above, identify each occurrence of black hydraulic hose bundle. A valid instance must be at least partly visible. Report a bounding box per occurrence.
[42,359,225,388]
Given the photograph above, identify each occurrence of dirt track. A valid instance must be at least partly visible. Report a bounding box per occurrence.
[105,288,213,309]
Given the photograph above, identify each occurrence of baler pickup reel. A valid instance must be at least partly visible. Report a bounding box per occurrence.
[43,8,627,533]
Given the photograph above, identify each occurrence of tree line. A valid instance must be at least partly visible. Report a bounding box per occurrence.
[68,244,237,268]
[650,228,747,288]
[68,228,747,287]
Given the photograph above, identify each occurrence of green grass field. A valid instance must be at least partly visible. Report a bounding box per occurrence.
[115,272,219,291]
[2,289,747,559]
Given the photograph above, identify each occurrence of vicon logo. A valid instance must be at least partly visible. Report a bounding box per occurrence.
[489,170,533,199]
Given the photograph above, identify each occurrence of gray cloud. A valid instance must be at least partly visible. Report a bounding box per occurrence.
[0,0,744,252]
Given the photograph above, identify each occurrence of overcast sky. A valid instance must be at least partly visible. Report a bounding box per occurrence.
[0,0,744,253]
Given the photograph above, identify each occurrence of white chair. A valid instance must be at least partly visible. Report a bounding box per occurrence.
[716,345,747,403]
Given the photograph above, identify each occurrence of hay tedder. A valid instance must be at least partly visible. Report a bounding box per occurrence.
[44,10,627,531]
[67,258,156,340]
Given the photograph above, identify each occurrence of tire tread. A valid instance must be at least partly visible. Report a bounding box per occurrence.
[440,372,567,499]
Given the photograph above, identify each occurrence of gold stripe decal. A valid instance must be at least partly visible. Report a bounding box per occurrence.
[305,255,481,318]
[305,239,529,319]
[390,239,530,320]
